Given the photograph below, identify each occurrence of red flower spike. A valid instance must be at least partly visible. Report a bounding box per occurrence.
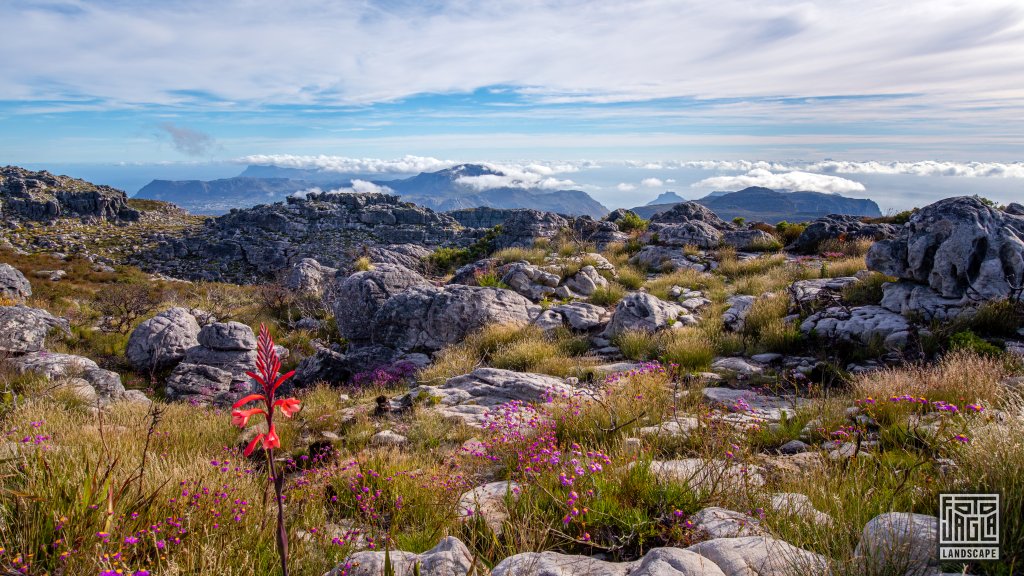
[243,433,265,457]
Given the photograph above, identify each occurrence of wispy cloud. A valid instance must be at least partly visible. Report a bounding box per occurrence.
[692,169,866,194]
[240,154,456,174]
[157,122,215,156]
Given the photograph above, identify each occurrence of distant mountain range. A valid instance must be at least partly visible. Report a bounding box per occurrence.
[631,187,881,222]
[136,163,609,218]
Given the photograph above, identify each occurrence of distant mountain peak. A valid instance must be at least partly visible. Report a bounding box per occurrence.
[646,191,686,205]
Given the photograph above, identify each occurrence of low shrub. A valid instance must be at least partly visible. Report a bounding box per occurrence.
[616,212,649,233]
[948,330,1003,358]
[842,272,892,306]
[589,283,627,306]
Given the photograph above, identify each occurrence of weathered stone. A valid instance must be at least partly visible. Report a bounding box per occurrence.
[879,280,974,322]
[458,481,519,536]
[0,305,69,354]
[126,307,201,371]
[801,305,910,348]
[165,363,232,404]
[650,202,731,228]
[769,493,833,526]
[284,258,337,296]
[372,285,538,352]
[867,196,1024,301]
[198,321,256,351]
[689,507,766,538]
[564,265,608,296]
[702,387,804,421]
[325,536,473,576]
[721,229,778,251]
[721,295,755,332]
[855,512,939,576]
[494,210,569,249]
[9,351,125,403]
[789,277,859,306]
[552,302,610,331]
[404,368,575,426]
[710,357,764,376]
[688,537,830,576]
[603,292,686,336]
[493,547,727,576]
[650,221,723,248]
[0,263,31,303]
[370,430,408,447]
[335,263,427,342]
[500,262,560,301]
[791,214,896,254]
[629,245,705,272]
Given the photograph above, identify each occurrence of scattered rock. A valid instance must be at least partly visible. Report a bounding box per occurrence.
[688,536,829,576]
[644,459,765,491]
[0,305,69,354]
[551,302,610,331]
[710,358,764,376]
[370,430,408,447]
[500,262,560,300]
[492,547,727,576]
[603,292,687,336]
[721,295,755,332]
[769,493,833,526]
[325,536,473,576]
[800,305,910,348]
[855,512,939,576]
[689,507,766,538]
[198,321,256,351]
[284,258,337,297]
[458,481,520,535]
[564,265,608,296]
[9,351,126,403]
[791,214,896,254]
[126,307,201,371]
[0,263,31,303]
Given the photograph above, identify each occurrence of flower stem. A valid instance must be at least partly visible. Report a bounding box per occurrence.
[268,449,289,576]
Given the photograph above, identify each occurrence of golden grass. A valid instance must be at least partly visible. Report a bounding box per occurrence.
[852,349,1007,405]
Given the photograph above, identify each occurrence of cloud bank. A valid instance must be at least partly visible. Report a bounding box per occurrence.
[455,163,578,191]
[291,179,393,199]
[241,154,455,174]
[692,169,867,194]
[642,160,1024,178]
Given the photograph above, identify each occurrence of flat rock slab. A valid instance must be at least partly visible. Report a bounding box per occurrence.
[457,481,519,536]
[405,368,576,426]
[492,547,727,576]
[643,459,765,492]
[325,536,474,576]
[689,507,766,538]
[702,387,805,422]
[688,537,830,576]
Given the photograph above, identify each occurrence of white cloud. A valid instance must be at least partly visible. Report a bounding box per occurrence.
[290,179,393,198]
[670,160,1024,178]
[616,182,637,191]
[641,177,664,188]
[240,154,455,174]
[455,163,578,191]
[692,169,866,194]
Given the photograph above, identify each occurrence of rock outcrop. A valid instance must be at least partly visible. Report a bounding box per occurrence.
[1,166,140,222]
[791,214,896,254]
[0,264,32,304]
[334,263,427,341]
[165,321,268,404]
[867,196,1024,319]
[603,293,691,336]
[493,210,568,249]
[371,285,538,352]
[10,351,126,404]
[0,305,69,354]
[126,307,202,372]
[133,192,461,283]
[801,305,911,348]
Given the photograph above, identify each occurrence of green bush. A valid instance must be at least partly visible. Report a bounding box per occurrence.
[949,330,1003,358]
[616,212,649,233]
[842,272,892,306]
[589,283,627,306]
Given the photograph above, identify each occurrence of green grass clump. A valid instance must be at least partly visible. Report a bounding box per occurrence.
[614,329,662,361]
[949,330,1003,358]
[493,247,548,265]
[841,272,892,306]
[660,327,716,372]
[615,265,646,290]
[589,283,627,306]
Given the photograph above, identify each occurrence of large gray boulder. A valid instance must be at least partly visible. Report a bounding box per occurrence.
[650,202,731,228]
[800,305,911,348]
[372,285,538,352]
[721,296,756,331]
[0,263,31,303]
[603,292,687,336]
[10,351,126,403]
[792,214,896,254]
[855,512,939,576]
[165,363,234,405]
[0,305,69,354]
[721,229,778,251]
[126,307,201,371]
[198,321,256,351]
[334,263,426,342]
[324,536,473,576]
[868,196,1024,301]
[629,245,707,273]
[283,258,337,297]
[494,210,569,249]
[650,221,723,249]
[551,302,610,331]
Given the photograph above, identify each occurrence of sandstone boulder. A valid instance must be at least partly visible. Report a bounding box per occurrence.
[0,263,31,303]
[126,307,201,371]
[334,263,426,342]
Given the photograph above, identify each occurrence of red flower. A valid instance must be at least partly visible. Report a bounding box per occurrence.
[274,397,301,418]
[232,407,266,428]
[263,424,281,450]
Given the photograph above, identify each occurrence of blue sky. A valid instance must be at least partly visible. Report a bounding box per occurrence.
[2,0,1023,208]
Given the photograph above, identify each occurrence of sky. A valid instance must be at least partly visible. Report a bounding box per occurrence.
[2,0,1024,209]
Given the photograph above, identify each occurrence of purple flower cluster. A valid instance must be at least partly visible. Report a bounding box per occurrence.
[351,361,418,389]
